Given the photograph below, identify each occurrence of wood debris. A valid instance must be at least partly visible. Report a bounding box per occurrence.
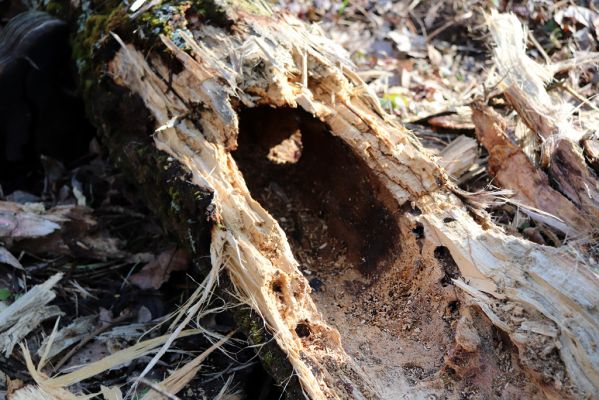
[0,273,63,357]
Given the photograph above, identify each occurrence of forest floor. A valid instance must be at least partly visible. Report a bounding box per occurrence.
[1,0,598,399]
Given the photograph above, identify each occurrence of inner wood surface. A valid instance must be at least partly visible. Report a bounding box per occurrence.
[233,107,541,399]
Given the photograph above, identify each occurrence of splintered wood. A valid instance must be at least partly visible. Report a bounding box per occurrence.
[483,11,599,233]
[85,3,599,399]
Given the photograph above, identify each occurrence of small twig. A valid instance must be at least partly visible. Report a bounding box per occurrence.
[199,361,257,385]
[139,378,181,400]
[426,19,454,42]
[409,10,427,41]
[563,84,599,113]
[52,311,132,372]
[214,374,235,400]
[528,31,551,65]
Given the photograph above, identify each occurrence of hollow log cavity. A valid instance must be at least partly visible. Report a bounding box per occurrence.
[233,107,541,398]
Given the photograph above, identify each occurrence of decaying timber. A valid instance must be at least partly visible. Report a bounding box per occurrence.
[485,12,599,233]
[471,102,591,234]
[36,1,599,399]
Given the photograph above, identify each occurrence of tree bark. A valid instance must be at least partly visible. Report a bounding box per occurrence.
[50,0,599,398]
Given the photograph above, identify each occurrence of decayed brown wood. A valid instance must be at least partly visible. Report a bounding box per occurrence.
[504,85,599,224]
[584,139,599,171]
[487,12,599,229]
[44,2,599,399]
[471,102,592,234]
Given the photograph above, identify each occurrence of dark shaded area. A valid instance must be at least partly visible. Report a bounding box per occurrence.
[434,246,460,287]
[244,365,283,400]
[412,222,424,239]
[233,107,400,276]
[0,11,94,194]
[295,321,311,338]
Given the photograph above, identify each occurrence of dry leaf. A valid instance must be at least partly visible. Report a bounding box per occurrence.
[554,5,597,30]
[0,201,65,239]
[130,248,189,290]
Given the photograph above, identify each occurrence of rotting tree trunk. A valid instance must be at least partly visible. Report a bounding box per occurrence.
[47,0,599,398]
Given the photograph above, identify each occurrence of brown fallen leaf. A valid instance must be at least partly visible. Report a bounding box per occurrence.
[0,201,130,261]
[129,248,190,290]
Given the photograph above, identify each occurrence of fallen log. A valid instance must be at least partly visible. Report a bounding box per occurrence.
[40,1,599,398]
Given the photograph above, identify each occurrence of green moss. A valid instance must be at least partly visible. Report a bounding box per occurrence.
[237,310,265,344]
[138,1,195,46]
[168,186,181,203]
[168,186,182,212]
[135,146,148,158]
[186,226,198,254]
[249,321,265,343]
[69,0,130,99]
[261,349,275,367]
[194,190,204,201]
[140,2,183,37]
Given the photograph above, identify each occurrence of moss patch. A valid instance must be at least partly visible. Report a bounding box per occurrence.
[140,1,192,44]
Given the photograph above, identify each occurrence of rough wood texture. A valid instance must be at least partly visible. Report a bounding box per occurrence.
[487,12,599,230]
[584,139,599,171]
[58,1,599,398]
[471,102,591,234]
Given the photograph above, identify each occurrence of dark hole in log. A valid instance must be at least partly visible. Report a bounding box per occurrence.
[271,279,283,294]
[401,202,422,216]
[309,277,323,292]
[434,246,460,286]
[295,321,311,338]
[412,223,424,239]
[447,300,460,315]
[233,106,400,276]
[233,107,419,394]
